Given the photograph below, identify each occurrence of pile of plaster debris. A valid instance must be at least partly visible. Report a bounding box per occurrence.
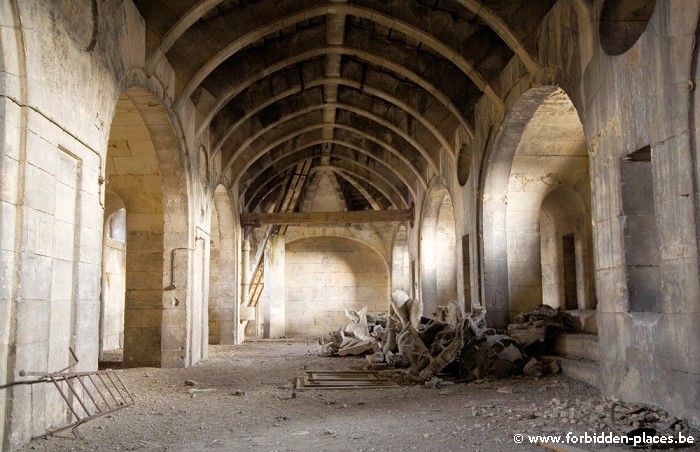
[317,291,570,383]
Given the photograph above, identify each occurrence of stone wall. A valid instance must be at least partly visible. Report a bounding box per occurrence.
[0,0,219,446]
[462,0,700,428]
[101,233,126,353]
[285,237,389,336]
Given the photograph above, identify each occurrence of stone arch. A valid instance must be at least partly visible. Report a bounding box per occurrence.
[105,86,190,368]
[540,187,594,310]
[420,182,458,317]
[480,86,590,326]
[285,230,390,268]
[208,185,238,345]
[391,224,411,295]
[284,236,389,336]
[0,1,27,446]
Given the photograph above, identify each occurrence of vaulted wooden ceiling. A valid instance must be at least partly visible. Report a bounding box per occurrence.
[134,0,556,212]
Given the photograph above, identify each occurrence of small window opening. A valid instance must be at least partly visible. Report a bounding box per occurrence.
[621,146,660,312]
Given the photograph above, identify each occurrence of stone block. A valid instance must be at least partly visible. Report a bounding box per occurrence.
[160,349,186,368]
[75,262,100,301]
[0,154,19,204]
[143,175,163,193]
[162,306,187,326]
[112,156,159,175]
[127,231,164,250]
[126,271,163,290]
[48,299,72,352]
[125,289,163,310]
[128,139,157,156]
[655,312,700,374]
[660,257,700,313]
[55,150,79,187]
[124,328,161,368]
[21,207,54,257]
[0,299,10,346]
[52,220,76,261]
[595,267,628,313]
[107,139,132,156]
[52,182,77,224]
[78,227,102,265]
[15,300,51,344]
[125,250,163,271]
[24,165,56,215]
[125,308,162,328]
[0,201,18,252]
[50,259,73,301]
[108,174,147,192]
[18,254,52,300]
[127,213,164,233]
[124,193,162,214]
[25,131,58,176]
[161,326,187,351]
[109,125,151,141]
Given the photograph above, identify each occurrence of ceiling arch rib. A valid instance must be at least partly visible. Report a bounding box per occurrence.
[329,169,387,211]
[242,141,418,206]
[452,0,539,75]
[247,156,409,212]
[145,0,222,72]
[255,165,392,214]
[174,5,505,112]
[229,124,429,188]
[199,46,472,140]
[253,170,386,214]
[322,163,405,208]
[221,103,439,177]
[239,136,424,196]
[207,77,453,159]
[150,0,538,84]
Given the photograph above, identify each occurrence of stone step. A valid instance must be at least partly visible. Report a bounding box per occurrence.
[543,355,600,388]
[553,333,600,362]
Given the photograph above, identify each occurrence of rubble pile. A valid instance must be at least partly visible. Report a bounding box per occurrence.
[316,307,387,357]
[317,290,528,382]
[506,304,576,353]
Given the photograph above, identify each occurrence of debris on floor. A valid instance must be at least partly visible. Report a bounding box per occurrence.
[609,400,693,441]
[316,290,544,383]
[506,304,576,354]
[294,370,400,390]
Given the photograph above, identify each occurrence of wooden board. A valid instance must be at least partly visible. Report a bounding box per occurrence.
[294,370,399,390]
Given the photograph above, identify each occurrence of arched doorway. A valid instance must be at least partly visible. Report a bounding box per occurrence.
[99,190,127,364]
[420,183,457,317]
[391,224,411,294]
[104,87,190,367]
[481,86,593,326]
[540,187,592,310]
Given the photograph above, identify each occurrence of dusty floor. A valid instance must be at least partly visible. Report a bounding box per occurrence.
[19,340,700,452]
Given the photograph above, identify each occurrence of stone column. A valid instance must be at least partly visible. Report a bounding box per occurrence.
[263,235,286,338]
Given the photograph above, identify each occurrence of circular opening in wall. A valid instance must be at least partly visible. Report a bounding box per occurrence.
[599,0,656,56]
[457,144,471,186]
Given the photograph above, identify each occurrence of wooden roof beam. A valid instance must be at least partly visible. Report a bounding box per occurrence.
[241,207,413,228]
